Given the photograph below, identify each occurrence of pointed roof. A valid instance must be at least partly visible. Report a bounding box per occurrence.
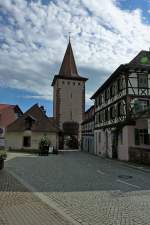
[7,104,59,132]
[129,50,150,66]
[0,104,22,113]
[59,40,79,77]
[51,41,88,86]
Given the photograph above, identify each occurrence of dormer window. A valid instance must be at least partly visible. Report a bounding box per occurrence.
[25,116,36,130]
[25,119,32,130]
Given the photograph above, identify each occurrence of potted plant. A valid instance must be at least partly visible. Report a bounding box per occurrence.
[53,148,58,155]
[0,150,7,170]
[39,135,51,156]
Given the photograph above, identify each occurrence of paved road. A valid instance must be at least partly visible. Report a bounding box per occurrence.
[6,151,150,225]
[0,169,74,225]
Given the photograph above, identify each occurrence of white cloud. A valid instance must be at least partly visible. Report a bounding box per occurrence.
[0,0,150,106]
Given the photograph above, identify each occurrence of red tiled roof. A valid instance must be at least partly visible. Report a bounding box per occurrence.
[51,41,88,86]
[7,104,60,132]
[0,104,16,112]
[59,40,79,77]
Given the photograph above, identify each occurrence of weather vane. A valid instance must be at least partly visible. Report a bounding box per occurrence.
[69,31,71,42]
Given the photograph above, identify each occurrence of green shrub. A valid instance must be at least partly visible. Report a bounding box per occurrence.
[0,150,7,160]
[39,135,51,150]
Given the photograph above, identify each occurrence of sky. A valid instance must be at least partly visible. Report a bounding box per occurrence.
[0,0,150,116]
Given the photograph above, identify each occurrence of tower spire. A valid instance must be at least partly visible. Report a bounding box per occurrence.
[68,32,71,43]
[58,39,79,77]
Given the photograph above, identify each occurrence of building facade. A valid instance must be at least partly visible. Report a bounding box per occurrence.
[91,50,150,162]
[0,104,22,148]
[5,104,59,151]
[52,41,88,148]
[81,105,94,154]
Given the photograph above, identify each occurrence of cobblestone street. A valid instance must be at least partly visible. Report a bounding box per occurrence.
[4,152,150,225]
[0,164,73,225]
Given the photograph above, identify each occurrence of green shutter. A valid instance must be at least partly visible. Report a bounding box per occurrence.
[135,129,140,145]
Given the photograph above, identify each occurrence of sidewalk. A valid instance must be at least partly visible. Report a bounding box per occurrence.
[0,169,73,225]
[105,157,150,173]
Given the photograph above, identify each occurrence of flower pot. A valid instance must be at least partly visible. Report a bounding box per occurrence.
[53,149,58,155]
[39,146,49,156]
[0,158,4,170]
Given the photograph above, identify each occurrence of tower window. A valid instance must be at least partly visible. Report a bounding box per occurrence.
[73,82,75,85]
[70,111,72,120]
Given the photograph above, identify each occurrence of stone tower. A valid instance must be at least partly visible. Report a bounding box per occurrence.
[52,40,88,147]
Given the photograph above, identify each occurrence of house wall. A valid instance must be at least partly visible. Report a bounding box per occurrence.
[82,136,94,154]
[117,126,129,161]
[95,120,150,162]
[129,119,149,149]
[94,126,130,161]
[54,79,85,141]
[127,119,150,164]
[94,129,112,158]
[128,71,150,95]
[117,119,150,153]
[5,131,58,150]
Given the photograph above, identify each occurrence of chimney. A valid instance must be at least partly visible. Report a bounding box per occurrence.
[40,106,46,115]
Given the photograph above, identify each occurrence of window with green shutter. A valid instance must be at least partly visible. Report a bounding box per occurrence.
[135,129,140,145]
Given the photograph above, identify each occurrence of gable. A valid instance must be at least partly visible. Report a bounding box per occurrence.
[129,51,150,66]
[7,104,59,133]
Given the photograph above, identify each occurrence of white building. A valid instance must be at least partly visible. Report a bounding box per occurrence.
[5,104,59,151]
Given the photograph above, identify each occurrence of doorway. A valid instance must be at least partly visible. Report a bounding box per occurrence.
[111,130,118,159]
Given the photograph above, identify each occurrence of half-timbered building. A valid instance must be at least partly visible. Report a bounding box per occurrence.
[81,105,94,154]
[91,50,150,161]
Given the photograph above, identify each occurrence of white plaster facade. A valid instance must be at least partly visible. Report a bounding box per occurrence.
[94,118,150,161]
[94,129,112,158]
[5,131,58,150]
[54,79,84,130]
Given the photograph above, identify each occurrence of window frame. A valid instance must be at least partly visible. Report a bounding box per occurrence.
[138,73,148,89]
[23,136,31,147]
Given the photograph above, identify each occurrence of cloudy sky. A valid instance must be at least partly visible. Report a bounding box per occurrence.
[0,0,150,115]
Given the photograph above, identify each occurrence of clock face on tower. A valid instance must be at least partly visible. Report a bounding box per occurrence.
[140,56,149,64]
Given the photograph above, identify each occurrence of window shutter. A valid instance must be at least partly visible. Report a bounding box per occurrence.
[134,129,140,145]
